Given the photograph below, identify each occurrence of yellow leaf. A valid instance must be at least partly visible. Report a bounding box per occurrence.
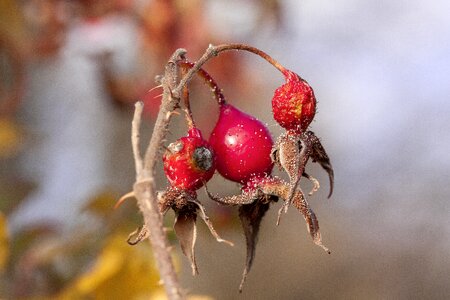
[58,234,162,300]
[0,212,8,271]
[150,290,214,300]
[0,117,22,158]
[82,191,118,218]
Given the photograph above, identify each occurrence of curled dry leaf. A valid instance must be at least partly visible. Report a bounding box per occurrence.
[258,177,330,254]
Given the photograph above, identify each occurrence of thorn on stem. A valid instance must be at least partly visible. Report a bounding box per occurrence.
[148,84,163,93]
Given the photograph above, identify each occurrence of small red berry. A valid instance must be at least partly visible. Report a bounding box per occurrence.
[272,70,316,133]
[163,128,215,191]
[209,103,273,184]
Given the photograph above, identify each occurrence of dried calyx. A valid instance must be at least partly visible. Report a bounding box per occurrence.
[201,50,334,292]
[158,187,233,275]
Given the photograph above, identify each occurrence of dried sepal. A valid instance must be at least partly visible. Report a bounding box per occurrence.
[305,131,334,198]
[122,186,232,275]
[272,131,333,226]
[272,132,311,222]
[174,208,198,275]
[190,198,234,246]
[292,192,330,253]
[160,187,233,275]
[205,185,258,206]
[157,188,179,215]
[238,201,271,292]
[258,176,330,253]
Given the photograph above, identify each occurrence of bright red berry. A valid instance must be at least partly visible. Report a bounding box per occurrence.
[163,128,215,191]
[209,103,273,184]
[272,70,316,133]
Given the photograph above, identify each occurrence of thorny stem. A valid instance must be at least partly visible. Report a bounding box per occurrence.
[135,49,187,300]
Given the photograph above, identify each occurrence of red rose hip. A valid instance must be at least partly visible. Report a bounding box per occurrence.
[209,103,273,184]
[163,127,215,191]
[272,70,316,133]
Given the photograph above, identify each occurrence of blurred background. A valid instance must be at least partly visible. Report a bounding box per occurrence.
[1,0,449,299]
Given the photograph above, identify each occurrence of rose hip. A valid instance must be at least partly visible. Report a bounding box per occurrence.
[272,70,316,133]
[163,127,215,191]
[209,103,274,184]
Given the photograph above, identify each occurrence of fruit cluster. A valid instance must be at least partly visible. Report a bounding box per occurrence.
[121,45,334,291]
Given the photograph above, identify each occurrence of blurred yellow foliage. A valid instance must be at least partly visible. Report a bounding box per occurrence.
[57,234,162,300]
[0,117,22,158]
[82,191,118,218]
[0,0,27,46]
[0,212,8,271]
[151,290,214,300]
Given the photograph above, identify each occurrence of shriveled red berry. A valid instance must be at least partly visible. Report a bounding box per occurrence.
[209,103,273,184]
[163,128,215,191]
[272,70,316,133]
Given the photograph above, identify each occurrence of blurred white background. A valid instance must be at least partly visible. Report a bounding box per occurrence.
[1,0,449,298]
[183,1,450,299]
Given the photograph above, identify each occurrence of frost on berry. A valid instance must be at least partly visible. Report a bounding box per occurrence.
[272,70,316,133]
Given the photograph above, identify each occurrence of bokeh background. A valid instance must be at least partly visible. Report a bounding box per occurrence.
[1,0,449,299]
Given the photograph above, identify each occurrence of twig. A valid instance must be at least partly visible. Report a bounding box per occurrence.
[132,49,187,300]
[132,102,144,175]
[143,48,187,172]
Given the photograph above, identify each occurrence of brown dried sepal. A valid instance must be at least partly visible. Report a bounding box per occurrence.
[304,131,334,198]
[258,176,330,254]
[271,131,334,224]
[206,174,329,292]
[173,204,199,275]
[128,187,233,276]
[238,200,271,292]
